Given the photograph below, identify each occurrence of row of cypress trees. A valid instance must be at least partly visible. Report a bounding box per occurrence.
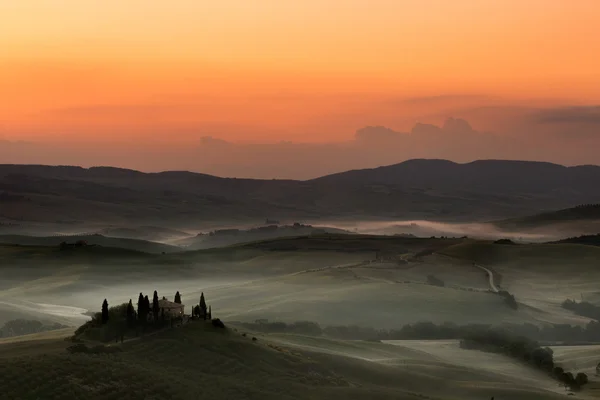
[100,289,189,325]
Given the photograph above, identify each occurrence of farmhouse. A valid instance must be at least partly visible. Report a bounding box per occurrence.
[158,299,184,318]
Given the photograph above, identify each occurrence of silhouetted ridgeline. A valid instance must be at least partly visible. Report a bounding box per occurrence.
[234,320,600,344]
[551,234,600,247]
[3,161,600,223]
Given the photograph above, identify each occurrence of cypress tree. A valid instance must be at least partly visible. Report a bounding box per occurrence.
[137,293,144,321]
[144,295,150,321]
[200,292,207,320]
[152,290,159,321]
[174,291,181,304]
[208,305,212,320]
[101,299,109,324]
[126,299,135,326]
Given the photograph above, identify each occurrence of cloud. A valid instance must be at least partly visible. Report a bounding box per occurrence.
[400,94,494,105]
[355,126,404,142]
[534,106,600,125]
[4,97,600,178]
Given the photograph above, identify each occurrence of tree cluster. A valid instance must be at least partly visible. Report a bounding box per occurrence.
[193,292,212,320]
[76,289,189,342]
[562,299,600,320]
[498,290,518,310]
[459,329,588,390]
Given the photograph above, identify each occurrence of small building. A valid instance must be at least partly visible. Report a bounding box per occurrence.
[158,299,184,318]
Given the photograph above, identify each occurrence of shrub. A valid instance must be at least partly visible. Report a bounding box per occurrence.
[494,239,516,245]
[211,319,225,329]
[576,372,589,386]
[426,275,445,287]
[498,290,518,310]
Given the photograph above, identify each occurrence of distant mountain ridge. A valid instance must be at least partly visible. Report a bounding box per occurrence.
[1,159,600,226]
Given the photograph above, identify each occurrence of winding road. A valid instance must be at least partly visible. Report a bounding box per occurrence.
[473,264,499,293]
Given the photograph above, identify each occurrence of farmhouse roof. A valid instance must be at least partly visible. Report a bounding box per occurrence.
[158,299,184,309]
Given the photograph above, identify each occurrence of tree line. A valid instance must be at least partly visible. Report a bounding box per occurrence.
[460,329,588,391]
[235,319,600,344]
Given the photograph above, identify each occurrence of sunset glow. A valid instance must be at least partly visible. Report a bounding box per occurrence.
[1,1,598,143]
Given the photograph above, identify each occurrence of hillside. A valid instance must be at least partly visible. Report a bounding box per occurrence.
[2,160,600,227]
[0,234,182,254]
[176,224,351,250]
[0,320,575,399]
[493,204,600,234]
[550,234,600,247]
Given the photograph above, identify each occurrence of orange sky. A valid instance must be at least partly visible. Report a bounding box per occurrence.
[1,0,599,144]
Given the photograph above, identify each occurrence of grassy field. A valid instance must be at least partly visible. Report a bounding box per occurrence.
[0,320,581,400]
[440,240,600,323]
[1,233,599,398]
[1,234,597,329]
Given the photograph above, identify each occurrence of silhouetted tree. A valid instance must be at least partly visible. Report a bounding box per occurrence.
[126,299,135,326]
[144,295,150,321]
[152,291,159,321]
[553,366,565,379]
[193,305,200,317]
[101,299,109,324]
[208,305,212,320]
[576,372,588,386]
[200,292,207,320]
[137,293,145,321]
[174,291,181,304]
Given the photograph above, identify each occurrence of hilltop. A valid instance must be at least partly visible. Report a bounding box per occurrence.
[2,159,600,227]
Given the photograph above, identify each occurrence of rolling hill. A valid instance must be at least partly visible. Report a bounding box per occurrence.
[176,224,351,250]
[2,159,600,228]
[1,234,598,331]
[493,204,600,232]
[0,319,579,399]
[0,234,182,254]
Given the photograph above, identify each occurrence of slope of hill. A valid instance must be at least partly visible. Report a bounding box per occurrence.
[2,160,600,226]
[312,159,600,196]
[177,224,351,250]
[97,226,192,242]
[0,234,182,254]
[0,320,573,399]
[549,234,600,247]
[493,204,600,231]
